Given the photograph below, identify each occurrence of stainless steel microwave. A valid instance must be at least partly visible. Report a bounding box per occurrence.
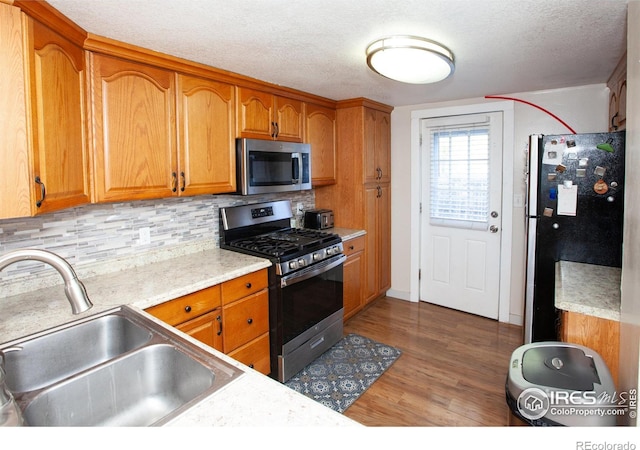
[236,138,312,195]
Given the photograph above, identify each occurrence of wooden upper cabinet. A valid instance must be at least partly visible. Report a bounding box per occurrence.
[0,4,89,219]
[89,53,177,202]
[0,3,33,219]
[306,103,336,186]
[274,96,304,142]
[176,74,236,195]
[236,86,304,142]
[27,18,90,213]
[364,108,391,184]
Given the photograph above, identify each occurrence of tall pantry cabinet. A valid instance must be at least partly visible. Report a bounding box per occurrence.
[315,99,393,309]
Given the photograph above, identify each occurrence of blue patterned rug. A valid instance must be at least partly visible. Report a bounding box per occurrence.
[284,333,402,413]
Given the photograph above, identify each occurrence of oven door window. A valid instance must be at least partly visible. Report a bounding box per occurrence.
[281,264,343,344]
[249,151,294,186]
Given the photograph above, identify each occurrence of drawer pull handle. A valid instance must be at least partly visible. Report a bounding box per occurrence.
[184,305,192,313]
[247,318,253,324]
[249,364,254,369]
[245,282,252,289]
[216,314,222,336]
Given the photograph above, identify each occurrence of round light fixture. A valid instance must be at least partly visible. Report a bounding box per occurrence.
[366,36,455,84]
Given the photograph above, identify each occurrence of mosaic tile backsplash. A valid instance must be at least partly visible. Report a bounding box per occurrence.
[0,192,315,292]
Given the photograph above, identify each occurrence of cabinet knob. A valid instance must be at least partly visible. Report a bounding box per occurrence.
[245,282,252,289]
[247,318,253,325]
[349,245,354,250]
[184,305,192,313]
[249,364,254,369]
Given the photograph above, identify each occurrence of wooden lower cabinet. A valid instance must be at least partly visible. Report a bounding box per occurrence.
[227,333,270,374]
[176,309,223,352]
[560,310,620,386]
[343,235,365,320]
[146,268,271,375]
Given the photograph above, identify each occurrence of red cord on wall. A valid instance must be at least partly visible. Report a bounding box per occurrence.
[485,95,577,134]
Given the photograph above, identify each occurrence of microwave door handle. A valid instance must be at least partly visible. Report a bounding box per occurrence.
[291,152,300,184]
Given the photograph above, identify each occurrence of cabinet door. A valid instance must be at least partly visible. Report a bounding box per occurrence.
[222,290,269,353]
[90,53,177,202]
[364,184,391,302]
[376,111,391,183]
[177,74,236,195]
[363,109,391,184]
[177,309,223,352]
[364,186,379,302]
[377,183,392,293]
[28,19,90,214]
[274,95,303,142]
[0,3,32,219]
[343,237,365,320]
[236,87,274,139]
[306,103,336,186]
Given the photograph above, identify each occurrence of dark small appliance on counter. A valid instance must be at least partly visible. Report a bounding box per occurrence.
[304,209,334,229]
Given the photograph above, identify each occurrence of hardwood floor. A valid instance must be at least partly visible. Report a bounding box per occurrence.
[342,296,524,426]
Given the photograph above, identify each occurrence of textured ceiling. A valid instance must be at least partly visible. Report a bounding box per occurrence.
[47,0,628,107]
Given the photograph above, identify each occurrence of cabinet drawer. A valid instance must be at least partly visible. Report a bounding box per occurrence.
[222,290,269,352]
[343,235,365,256]
[221,269,268,305]
[146,285,221,326]
[227,333,270,375]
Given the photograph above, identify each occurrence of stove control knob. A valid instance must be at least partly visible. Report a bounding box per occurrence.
[298,258,306,267]
[326,247,334,256]
[288,261,297,270]
[313,252,321,261]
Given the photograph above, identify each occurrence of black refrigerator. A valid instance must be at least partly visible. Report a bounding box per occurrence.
[524,131,625,343]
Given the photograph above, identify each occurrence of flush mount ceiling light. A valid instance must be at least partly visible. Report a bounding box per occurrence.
[366,35,455,84]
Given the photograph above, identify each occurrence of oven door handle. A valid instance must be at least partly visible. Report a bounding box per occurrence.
[280,254,346,288]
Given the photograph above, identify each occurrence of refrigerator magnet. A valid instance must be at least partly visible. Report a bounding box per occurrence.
[579,158,589,167]
[555,164,567,173]
[594,179,609,194]
[594,166,606,177]
[547,173,557,181]
[543,207,554,217]
[549,187,557,200]
[576,168,586,178]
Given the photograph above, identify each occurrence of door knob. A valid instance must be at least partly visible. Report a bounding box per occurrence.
[490,225,499,233]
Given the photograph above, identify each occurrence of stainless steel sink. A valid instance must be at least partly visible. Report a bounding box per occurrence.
[2,314,152,393]
[0,306,243,426]
[23,344,220,426]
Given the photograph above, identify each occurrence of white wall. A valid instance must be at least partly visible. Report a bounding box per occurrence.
[388,84,609,325]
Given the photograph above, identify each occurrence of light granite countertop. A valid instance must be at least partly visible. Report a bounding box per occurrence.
[0,246,359,427]
[330,227,366,241]
[554,260,622,321]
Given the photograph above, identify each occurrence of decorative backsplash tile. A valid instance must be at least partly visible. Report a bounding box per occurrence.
[0,192,314,293]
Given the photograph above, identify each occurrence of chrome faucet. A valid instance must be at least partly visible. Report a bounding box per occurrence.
[0,249,92,314]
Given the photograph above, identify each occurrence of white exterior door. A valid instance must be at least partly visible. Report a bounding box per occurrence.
[419,112,503,319]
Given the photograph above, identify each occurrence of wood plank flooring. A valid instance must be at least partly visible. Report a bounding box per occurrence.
[342,296,524,426]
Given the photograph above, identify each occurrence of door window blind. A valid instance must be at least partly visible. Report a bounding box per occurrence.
[428,121,491,229]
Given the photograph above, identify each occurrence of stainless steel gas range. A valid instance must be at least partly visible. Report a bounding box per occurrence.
[219,200,345,382]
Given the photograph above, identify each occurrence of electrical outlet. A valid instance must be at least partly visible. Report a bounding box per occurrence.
[139,227,151,245]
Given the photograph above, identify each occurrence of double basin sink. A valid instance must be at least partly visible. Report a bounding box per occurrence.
[0,306,243,426]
